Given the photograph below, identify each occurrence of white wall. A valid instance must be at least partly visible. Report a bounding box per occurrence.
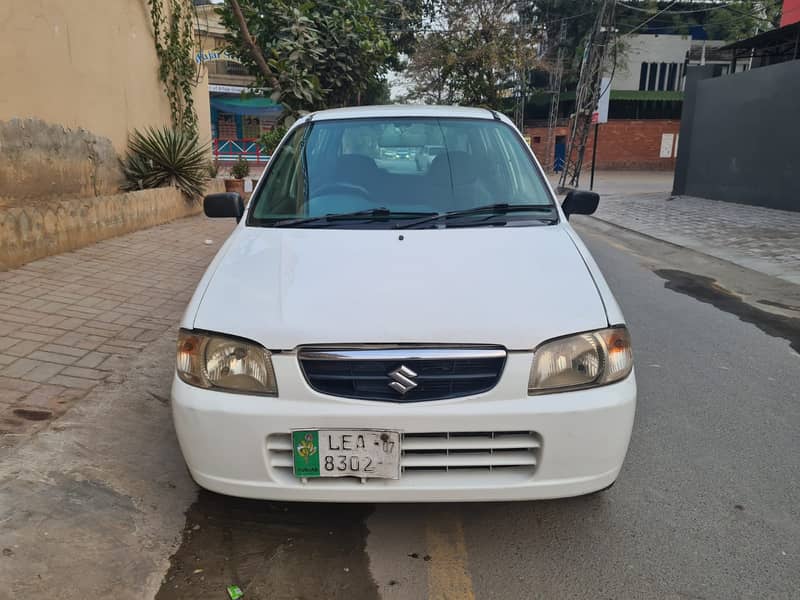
[609,34,741,92]
[611,34,692,91]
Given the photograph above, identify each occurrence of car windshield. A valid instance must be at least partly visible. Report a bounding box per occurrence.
[248,117,556,228]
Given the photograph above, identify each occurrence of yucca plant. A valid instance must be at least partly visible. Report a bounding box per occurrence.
[121,127,209,199]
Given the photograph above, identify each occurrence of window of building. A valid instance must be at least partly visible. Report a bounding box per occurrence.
[657,62,667,90]
[223,61,249,76]
[217,112,237,139]
[648,62,658,90]
[242,116,262,139]
[639,63,648,90]
[667,63,678,91]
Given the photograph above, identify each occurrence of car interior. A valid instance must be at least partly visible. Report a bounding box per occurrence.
[252,118,550,220]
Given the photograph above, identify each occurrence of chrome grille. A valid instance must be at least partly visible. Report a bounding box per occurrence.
[298,347,506,402]
[266,431,541,481]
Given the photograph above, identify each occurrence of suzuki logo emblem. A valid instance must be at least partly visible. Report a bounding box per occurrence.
[388,365,418,394]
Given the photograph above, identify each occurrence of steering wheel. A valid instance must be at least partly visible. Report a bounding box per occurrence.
[312,182,370,199]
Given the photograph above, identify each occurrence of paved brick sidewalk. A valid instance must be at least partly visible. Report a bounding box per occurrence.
[0,216,234,446]
[587,192,800,285]
[548,171,800,285]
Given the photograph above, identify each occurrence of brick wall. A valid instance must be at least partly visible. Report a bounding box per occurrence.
[526,119,681,171]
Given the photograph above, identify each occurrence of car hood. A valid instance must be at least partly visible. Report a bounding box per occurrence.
[192,225,609,350]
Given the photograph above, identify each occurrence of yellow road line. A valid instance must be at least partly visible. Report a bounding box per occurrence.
[425,510,475,600]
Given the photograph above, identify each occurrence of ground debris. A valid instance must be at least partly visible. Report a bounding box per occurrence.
[227,584,243,599]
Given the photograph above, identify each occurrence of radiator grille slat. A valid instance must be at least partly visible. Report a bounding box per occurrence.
[402,451,537,468]
[402,433,540,451]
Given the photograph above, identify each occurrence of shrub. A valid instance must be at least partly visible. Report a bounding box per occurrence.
[259,126,288,156]
[121,127,209,199]
[209,158,220,178]
[230,156,251,179]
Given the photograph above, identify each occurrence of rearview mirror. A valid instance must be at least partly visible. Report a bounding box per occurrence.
[204,193,244,222]
[561,190,599,220]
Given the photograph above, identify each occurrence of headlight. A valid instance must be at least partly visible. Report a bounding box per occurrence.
[529,326,632,394]
[176,330,278,395]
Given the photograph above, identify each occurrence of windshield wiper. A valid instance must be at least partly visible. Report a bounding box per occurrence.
[396,203,557,229]
[271,208,436,228]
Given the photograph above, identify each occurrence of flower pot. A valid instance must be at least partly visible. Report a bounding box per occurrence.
[224,178,245,196]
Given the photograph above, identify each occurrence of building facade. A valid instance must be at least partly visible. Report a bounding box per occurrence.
[194,1,282,163]
[611,34,747,93]
[528,32,738,172]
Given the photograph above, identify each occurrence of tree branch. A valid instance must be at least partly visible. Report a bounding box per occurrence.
[228,0,281,90]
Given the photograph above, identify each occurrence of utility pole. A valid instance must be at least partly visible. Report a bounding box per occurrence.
[558,0,615,191]
[545,19,567,172]
[515,16,529,132]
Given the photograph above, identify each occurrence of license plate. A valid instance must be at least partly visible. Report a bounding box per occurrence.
[292,429,401,479]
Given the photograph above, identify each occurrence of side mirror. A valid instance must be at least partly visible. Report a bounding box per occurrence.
[204,193,244,222]
[561,190,600,220]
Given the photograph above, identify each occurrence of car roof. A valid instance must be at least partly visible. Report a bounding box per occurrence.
[298,104,514,126]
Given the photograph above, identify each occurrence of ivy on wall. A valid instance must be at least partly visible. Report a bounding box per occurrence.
[148,0,198,134]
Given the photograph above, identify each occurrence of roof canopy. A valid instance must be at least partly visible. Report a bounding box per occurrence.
[210,96,284,118]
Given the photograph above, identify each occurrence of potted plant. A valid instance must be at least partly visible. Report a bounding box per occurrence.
[225,156,250,196]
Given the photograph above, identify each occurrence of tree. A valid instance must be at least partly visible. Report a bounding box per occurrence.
[381,0,434,65]
[704,1,782,40]
[218,0,418,113]
[405,0,538,108]
[219,1,324,113]
[226,0,280,90]
[311,1,394,107]
[519,0,782,92]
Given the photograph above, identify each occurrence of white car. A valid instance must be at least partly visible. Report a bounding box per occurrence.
[173,105,636,502]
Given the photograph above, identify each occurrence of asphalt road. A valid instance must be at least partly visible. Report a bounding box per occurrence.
[3,219,797,600]
[152,222,800,600]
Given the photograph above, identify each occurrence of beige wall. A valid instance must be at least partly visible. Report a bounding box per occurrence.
[0,0,212,201]
[0,180,225,270]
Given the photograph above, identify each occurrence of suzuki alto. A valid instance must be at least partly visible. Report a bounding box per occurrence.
[172,105,636,502]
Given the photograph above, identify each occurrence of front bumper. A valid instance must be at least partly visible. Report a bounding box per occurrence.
[171,353,636,502]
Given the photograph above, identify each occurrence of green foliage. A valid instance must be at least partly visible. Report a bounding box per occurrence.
[405,0,537,107]
[518,0,782,90]
[209,159,220,178]
[703,1,782,40]
[121,127,209,199]
[258,127,288,155]
[218,0,413,112]
[362,77,392,105]
[230,156,251,179]
[382,0,430,66]
[148,0,198,134]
